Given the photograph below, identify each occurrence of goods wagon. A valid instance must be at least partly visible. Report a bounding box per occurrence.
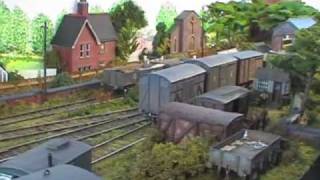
[231,50,264,86]
[157,102,245,143]
[139,64,206,115]
[0,138,92,179]
[193,86,250,114]
[185,54,238,91]
[209,129,282,180]
[102,63,165,90]
[16,165,101,180]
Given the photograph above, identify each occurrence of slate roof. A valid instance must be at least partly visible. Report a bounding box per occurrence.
[231,50,264,60]
[197,86,250,104]
[185,54,237,69]
[151,64,205,83]
[256,67,290,82]
[175,10,198,20]
[0,138,92,174]
[160,102,243,126]
[52,14,117,47]
[16,165,102,180]
[288,17,316,30]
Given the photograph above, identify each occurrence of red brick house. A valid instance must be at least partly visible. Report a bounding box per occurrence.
[169,11,204,54]
[51,0,117,73]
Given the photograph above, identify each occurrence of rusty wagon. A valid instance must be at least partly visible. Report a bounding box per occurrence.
[184,54,238,91]
[193,86,250,114]
[139,64,206,115]
[157,102,246,143]
[231,50,264,86]
[209,129,282,180]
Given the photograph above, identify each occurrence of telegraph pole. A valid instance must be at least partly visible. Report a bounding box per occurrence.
[42,21,48,101]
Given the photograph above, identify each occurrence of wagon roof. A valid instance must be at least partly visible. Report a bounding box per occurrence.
[197,86,249,104]
[151,64,205,83]
[256,67,290,82]
[213,129,281,159]
[231,50,263,60]
[0,138,92,173]
[288,17,316,30]
[160,102,243,126]
[185,54,237,68]
[16,165,101,180]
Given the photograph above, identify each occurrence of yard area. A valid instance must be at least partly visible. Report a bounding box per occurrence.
[0,53,43,72]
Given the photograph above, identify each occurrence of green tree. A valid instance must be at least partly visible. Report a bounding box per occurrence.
[8,7,29,53]
[156,2,177,32]
[109,0,147,61]
[31,14,54,54]
[90,5,105,13]
[50,72,74,88]
[153,22,169,56]
[55,9,67,32]
[0,1,11,53]
[271,24,320,112]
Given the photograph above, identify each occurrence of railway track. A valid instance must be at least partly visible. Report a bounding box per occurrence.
[0,108,138,142]
[0,98,97,126]
[0,111,148,162]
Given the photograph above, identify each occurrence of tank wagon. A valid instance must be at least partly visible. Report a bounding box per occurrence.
[16,165,101,180]
[185,54,238,91]
[157,102,245,143]
[193,86,250,114]
[102,63,165,90]
[0,138,92,179]
[139,64,206,115]
[231,50,264,86]
[209,129,282,180]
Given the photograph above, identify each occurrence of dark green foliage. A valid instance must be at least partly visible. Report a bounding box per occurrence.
[156,3,177,32]
[31,14,54,54]
[153,22,170,56]
[8,71,24,82]
[109,0,147,61]
[50,72,74,88]
[46,50,61,71]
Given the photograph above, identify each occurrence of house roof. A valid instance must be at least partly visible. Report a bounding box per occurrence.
[256,67,290,82]
[231,50,264,60]
[0,138,92,173]
[185,54,237,69]
[196,86,250,104]
[175,10,199,20]
[16,165,102,180]
[288,17,316,30]
[160,102,243,126]
[151,64,205,83]
[51,14,117,47]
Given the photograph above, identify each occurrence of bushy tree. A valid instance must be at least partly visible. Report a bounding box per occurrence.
[109,0,147,61]
[0,1,11,53]
[271,24,320,112]
[156,2,177,32]
[153,22,170,56]
[31,14,54,54]
[50,72,74,88]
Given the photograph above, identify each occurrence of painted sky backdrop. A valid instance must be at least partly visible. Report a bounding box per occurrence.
[3,0,320,31]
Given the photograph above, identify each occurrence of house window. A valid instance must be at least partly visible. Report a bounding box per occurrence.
[100,44,105,54]
[257,80,269,92]
[282,35,293,49]
[80,43,91,58]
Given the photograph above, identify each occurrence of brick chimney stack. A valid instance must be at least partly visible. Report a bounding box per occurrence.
[78,0,88,17]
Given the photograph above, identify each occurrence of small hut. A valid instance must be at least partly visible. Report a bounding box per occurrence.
[158,102,245,143]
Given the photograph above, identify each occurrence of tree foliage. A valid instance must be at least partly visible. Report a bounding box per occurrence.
[109,0,147,61]
[0,1,11,53]
[31,14,54,54]
[50,72,74,88]
[156,2,177,32]
[90,5,105,13]
[153,22,170,56]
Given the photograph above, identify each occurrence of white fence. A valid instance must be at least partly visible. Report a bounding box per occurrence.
[0,66,8,82]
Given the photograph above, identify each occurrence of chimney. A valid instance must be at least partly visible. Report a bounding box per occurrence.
[78,0,89,17]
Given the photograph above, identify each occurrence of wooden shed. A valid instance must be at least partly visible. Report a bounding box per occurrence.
[139,64,206,115]
[231,51,264,86]
[0,138,92,178]
[193,86,250,114]
[184,54,238,91]
[16,165,102,180]
[157,102,245,143]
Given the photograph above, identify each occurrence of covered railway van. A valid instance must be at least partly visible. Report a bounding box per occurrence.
[139,64,206,115]
[157,102,245,143]
[16,165,101,180]
[209,129,282,179]
[0,138,92,179]
[193,86,250,114]
[231,50,264,86]
[185,54,238,91]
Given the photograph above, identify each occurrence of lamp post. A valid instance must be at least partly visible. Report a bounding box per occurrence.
[42,21,48,102]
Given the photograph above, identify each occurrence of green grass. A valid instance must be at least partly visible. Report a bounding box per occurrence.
[0,53,43,72]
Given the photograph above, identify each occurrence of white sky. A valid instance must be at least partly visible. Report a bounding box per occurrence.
[3,0,320,31]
